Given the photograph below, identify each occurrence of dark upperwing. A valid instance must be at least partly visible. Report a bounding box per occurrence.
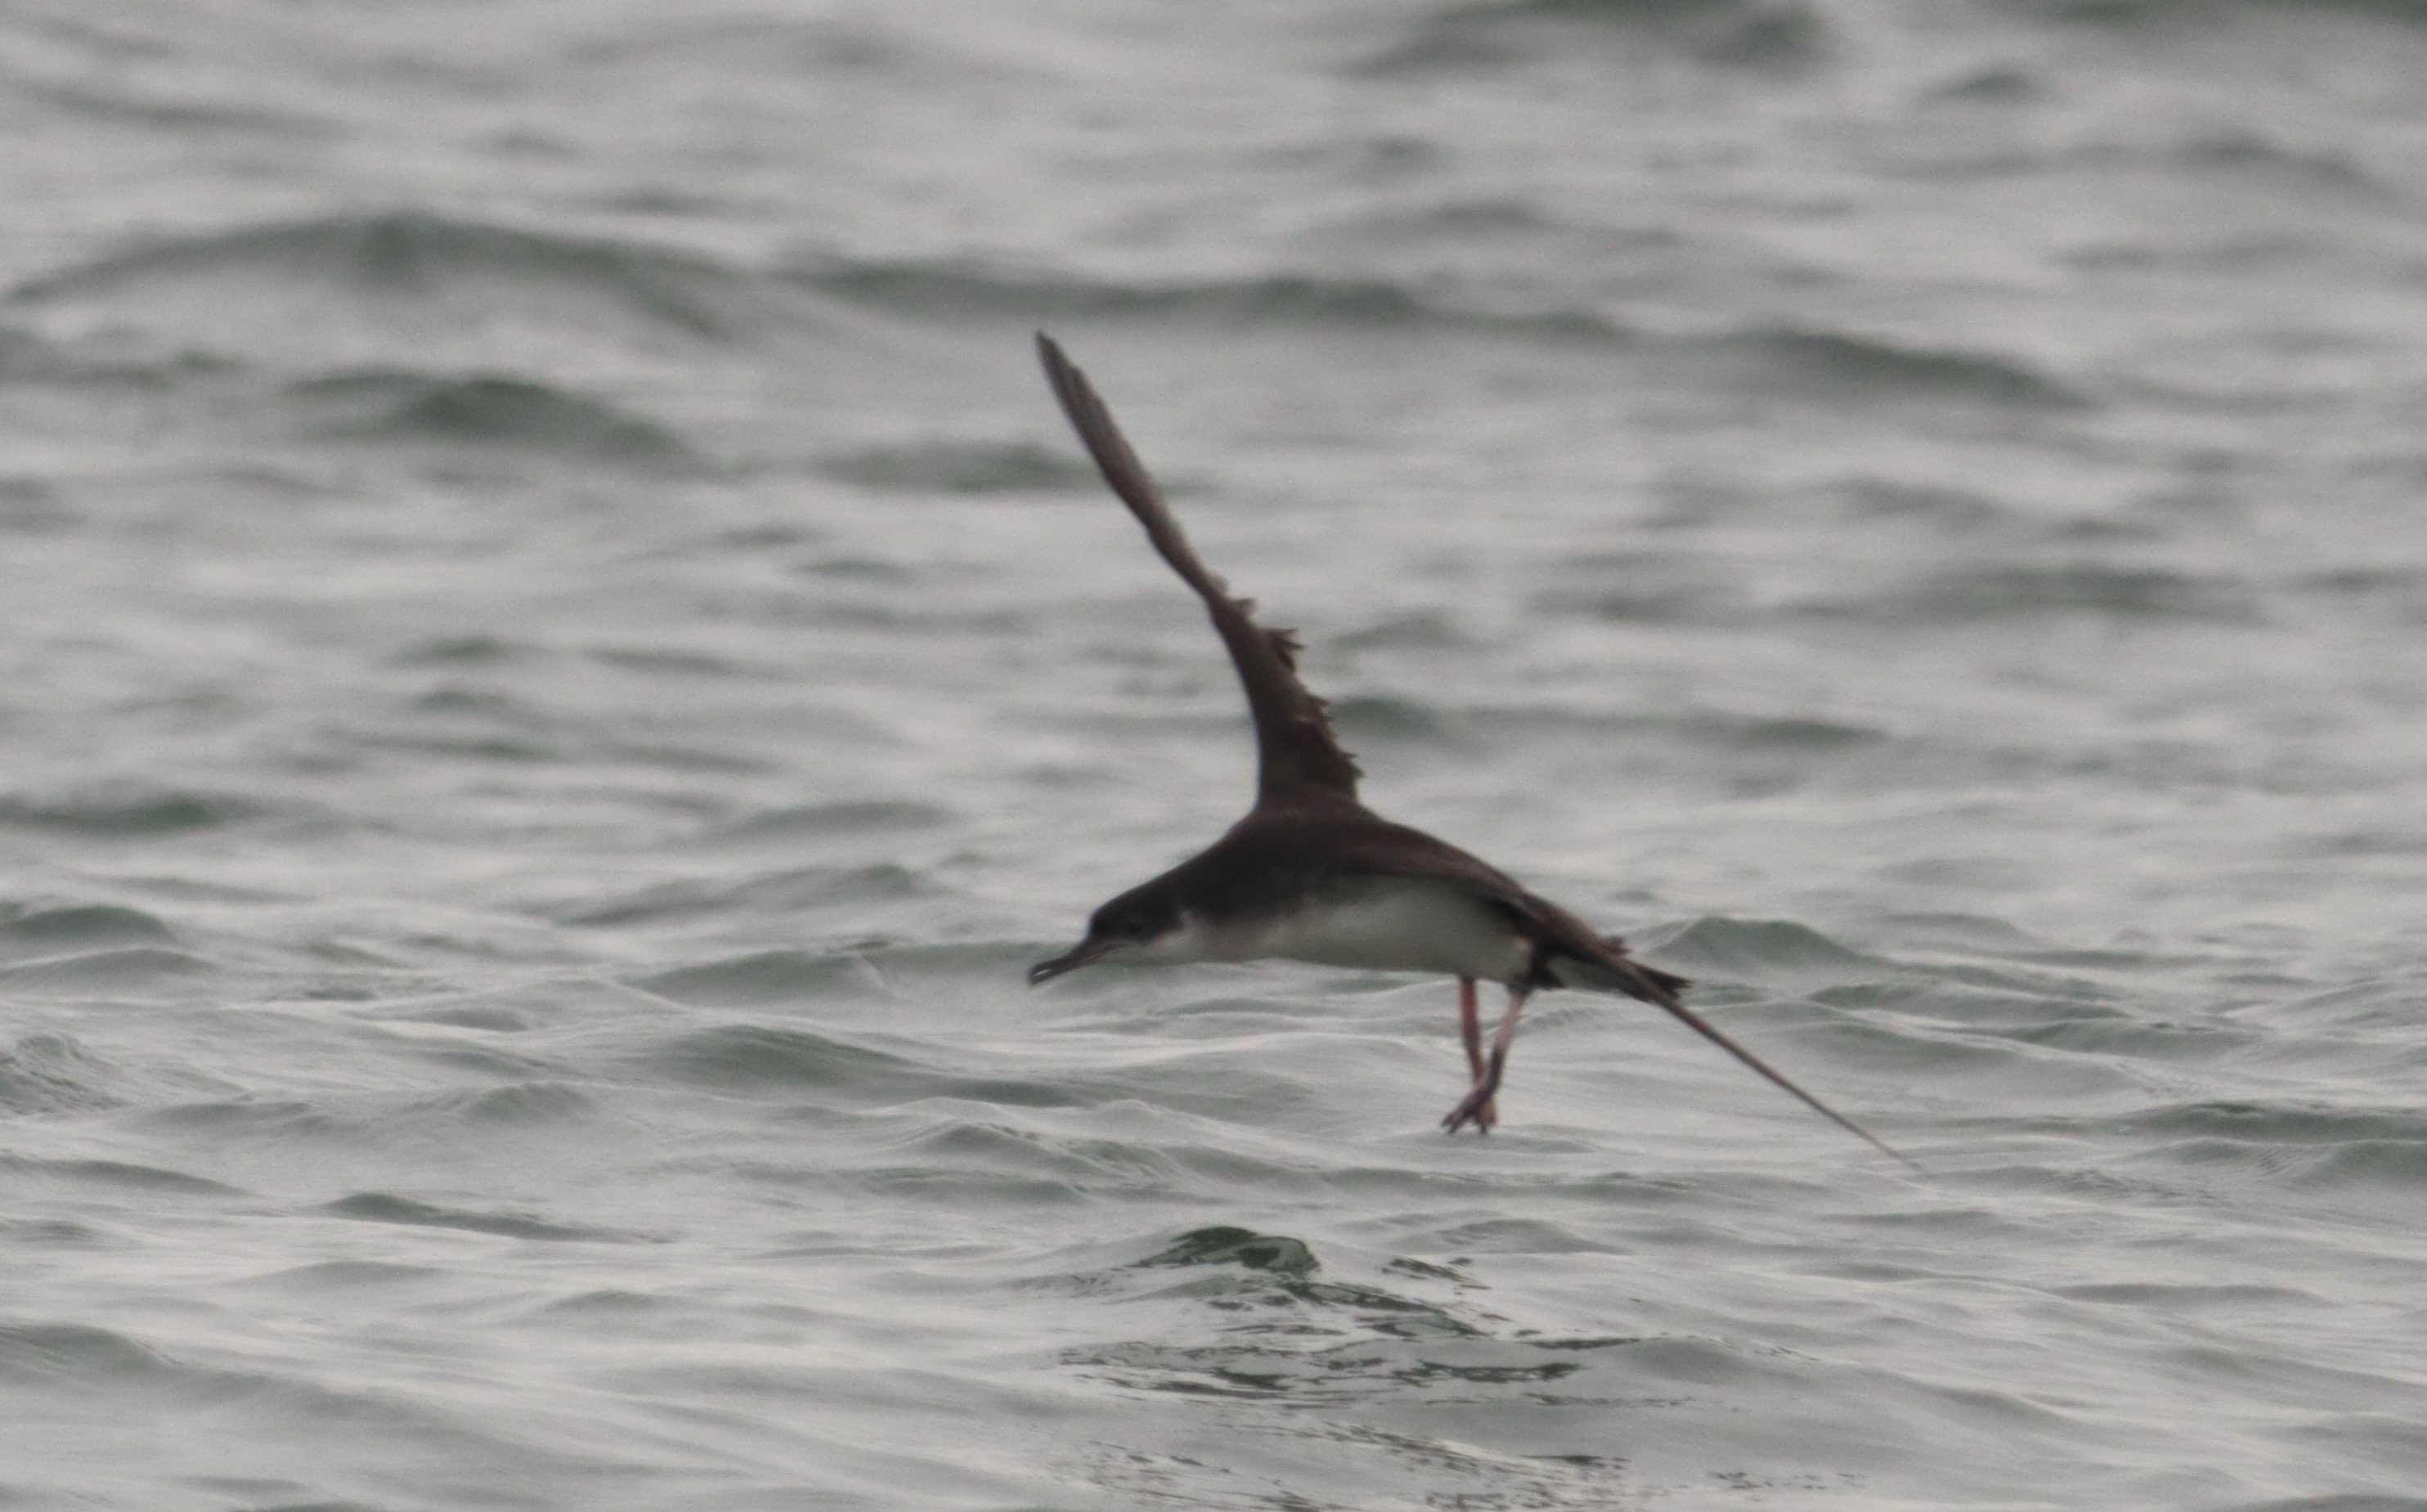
[1036,333,1362,811]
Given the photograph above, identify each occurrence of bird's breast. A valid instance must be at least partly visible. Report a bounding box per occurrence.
[1172,877,1532,983]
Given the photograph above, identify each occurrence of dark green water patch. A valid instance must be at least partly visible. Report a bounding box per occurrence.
[0,1155,240,1196]
[1328,694,1449,742]
[530,1288,674,1318]
[321,1191,628,1242]
[0,948,215,994]
[585,865,928,931]
[0,904,175,957]
[0,1034,126,1115]
[2056,1280,2326,1310]
[140,1097,352,1142]
[392,632,527,666]
[249,1262,454,1290]
[0,786,262,836]
[1837,564,2259,623]
[1677,711,1886,752]
[634,949,877,1004]
[0,1321,177,1386]
[1637,916,1893,987]
[806,259,1626,343]
[1140,1226,1318,1277]
[1998,1014,2249,1060]
[2130,1100,2427,1147]
[292,370,698,464]
[1426,1215,1622,1255]
[2219,1496,2427,1512]
[2292,1138,2427,1188]
[0,1218,107,1246]
[874,1121,1188,1194]
[582,643,768,680]
[1330,610,1469,652]
[11,209,784,343]
[704,801,952,844]
[644,1022,926,1094]
[407,1082,594,1126]
[1870,913,2055,954]
[1115,1227,1486,1337]
[1714,326,2084,408]
[1366,0,1826,73]
[818,438,1096,494]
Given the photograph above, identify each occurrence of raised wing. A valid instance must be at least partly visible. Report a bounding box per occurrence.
[1037,333,1361,809]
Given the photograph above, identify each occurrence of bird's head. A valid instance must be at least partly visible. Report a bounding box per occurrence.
[1028,885,1183,985]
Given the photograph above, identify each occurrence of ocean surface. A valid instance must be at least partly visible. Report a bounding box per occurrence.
[4,2,2427,1508]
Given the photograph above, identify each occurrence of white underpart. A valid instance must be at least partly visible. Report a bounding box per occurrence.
[1134,878,1533,984]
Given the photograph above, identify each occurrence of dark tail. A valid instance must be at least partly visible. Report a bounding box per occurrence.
[1609,940,1691,1000]
[1557,939,1920,1173]
[1548,937,1689,1003]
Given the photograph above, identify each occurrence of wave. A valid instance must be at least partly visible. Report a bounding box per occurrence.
[635,1023,1121,1115]
[1707,327,2086,407]
[797,258,2073,419]
[2133,1099,2427,1147]
[22,77,335,138]
[0,947,215,995]
[703,801,953,845]
[1327,694,1450,743]
[560,13,943,76]
[1536,548,1737,624]
[0,1034,127,1115]
[1101,1225,1496,1335]
[2019,0,2427,27]
[1363,0,1826,73]
[6,210,857,370]
[289,369,698,464]
[1136,1224,1317,1276]
[0,784,265,836]
[321,1191,631,1243]
[0,323,219,388]
[401,1082,595,1127]
[638,1022,931,1095]
[0,1321,178,1386]
[818,438,1098,495]
[2129,1099,2427,1189]
[1810,563,2259,622]
[0,1155,240,1196]
[803,258,1627,343]
[0,904,175,958]
[571,864,926,931]
[16,210,737,331]
[1635,916,1895,988]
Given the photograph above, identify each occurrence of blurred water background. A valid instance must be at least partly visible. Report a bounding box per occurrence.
[5,2,2427,1507]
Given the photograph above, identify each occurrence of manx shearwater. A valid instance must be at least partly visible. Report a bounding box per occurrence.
[1028,333,1908,1164]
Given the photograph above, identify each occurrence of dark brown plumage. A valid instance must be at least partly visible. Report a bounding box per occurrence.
[1031,333,1910,1165]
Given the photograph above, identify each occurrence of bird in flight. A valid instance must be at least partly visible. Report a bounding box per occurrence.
[1027,334,1906,1163]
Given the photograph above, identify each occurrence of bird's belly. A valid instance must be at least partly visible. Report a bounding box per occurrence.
[1189,881,1532,982]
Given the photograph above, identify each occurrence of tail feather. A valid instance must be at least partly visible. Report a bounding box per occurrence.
[1547,938,1689,1005]
[1550,934,1918,1172]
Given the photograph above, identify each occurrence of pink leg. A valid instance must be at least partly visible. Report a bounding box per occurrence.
[1454,977,1495,1134]
[1443,985,1527,1134]
[1456,977,1484,1084]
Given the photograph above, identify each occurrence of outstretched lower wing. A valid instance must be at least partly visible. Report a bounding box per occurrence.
[1036,333,1361,810]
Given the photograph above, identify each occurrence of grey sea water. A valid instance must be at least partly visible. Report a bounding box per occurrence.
[4,2,2427,1507]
